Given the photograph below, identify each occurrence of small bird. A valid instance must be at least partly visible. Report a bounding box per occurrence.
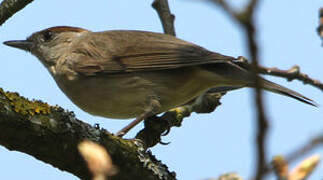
[3,26,316,136]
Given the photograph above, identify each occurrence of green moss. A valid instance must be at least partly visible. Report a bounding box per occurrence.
[0,88,51,116]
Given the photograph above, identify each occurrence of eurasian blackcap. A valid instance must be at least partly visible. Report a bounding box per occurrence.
[3,26,316,136]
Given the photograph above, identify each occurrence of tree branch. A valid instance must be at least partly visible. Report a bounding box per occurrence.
[152,0,176,36]
[258,65,323,92]
[0,0,34,26]
[210,1,268,179]
[284,135,323,165]
[317,8,323,44]
[242,2,268,180]
[262,134,323,177]
[0,88,176,180]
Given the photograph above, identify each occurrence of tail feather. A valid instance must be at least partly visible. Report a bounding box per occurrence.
[206,61,317,107]
[259,79,318,107]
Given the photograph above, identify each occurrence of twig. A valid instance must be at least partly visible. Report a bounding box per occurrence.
[261,134,323,178]
[258,65,323,92]
[317,8,323,44]
[283,135,323,168]
[211,0,268,179]
[152,0,176,36]
[0,0,34,26]
[211,0,237,20]
[244,7,268,180]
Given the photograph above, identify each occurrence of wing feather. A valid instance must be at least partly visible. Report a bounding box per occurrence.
[72,30,234,76]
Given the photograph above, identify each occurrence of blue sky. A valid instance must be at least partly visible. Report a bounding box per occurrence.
[0,0,322,179]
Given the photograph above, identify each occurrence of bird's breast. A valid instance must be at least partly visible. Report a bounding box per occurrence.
[53,67,220,119]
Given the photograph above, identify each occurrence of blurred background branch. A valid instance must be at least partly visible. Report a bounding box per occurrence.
[210,1,268,179]
[317,8,323,44]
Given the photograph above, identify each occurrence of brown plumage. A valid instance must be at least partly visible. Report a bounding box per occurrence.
[3,26,316,136]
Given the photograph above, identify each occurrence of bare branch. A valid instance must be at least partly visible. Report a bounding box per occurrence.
[0,0,34,26]
[244,4,268,180]
[0,88,176,180]
[284,135,323,167]
[210,1,268,179]
[259,134,323,178]
[152,0,176,36]
[317,8,323,44]
[210,0,238,21]
[258,65,323,92]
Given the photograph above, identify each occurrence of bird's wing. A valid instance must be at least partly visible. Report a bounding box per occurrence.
[72,30,235,76]
[71,31,317,106]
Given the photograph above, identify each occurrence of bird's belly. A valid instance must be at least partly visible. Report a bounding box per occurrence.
[56,75,155,119]
[55,68,218,119]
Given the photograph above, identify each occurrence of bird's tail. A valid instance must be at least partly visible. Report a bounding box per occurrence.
[257,78,317,106]
[206,61,317,106]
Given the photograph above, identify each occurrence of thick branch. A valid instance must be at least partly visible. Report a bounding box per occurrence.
[152,0,176,36]
[0,0,34,26]
[0,88,176,180]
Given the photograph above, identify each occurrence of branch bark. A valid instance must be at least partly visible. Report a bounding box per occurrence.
[0,0,34,26]
[152,0,176,36]
[258,65,323,92]
[0,88,176,180]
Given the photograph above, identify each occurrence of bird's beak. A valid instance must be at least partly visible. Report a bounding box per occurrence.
[3,40,33,51]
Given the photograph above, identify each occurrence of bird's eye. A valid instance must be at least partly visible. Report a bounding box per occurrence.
[42,31,53,42]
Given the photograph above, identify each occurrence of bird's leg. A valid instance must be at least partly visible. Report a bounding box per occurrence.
[116,99,161,137]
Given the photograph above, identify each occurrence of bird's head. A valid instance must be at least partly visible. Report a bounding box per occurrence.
[3,26,89,67]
